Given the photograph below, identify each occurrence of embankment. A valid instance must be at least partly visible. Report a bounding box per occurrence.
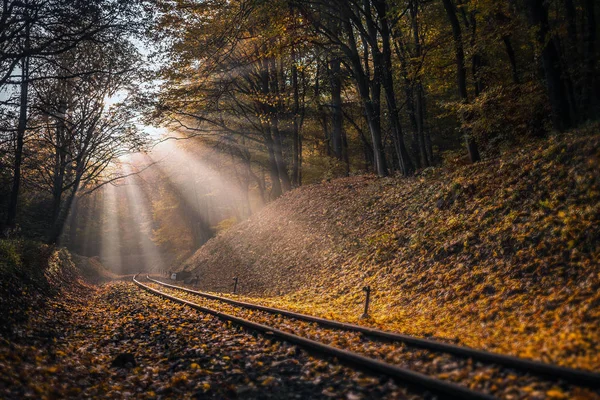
[180,127,600,371]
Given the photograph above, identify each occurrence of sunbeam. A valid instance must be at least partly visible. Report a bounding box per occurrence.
[148,139,252,221]
[100,183,122,273]
[121,163,166,274]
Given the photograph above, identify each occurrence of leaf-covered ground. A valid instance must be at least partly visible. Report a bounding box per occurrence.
[180,127,600,373]
[1,281,423,399]
[0,241,87,336]
[146,279,599,399]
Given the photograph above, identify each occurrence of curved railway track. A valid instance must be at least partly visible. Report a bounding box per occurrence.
[134,274,600,399]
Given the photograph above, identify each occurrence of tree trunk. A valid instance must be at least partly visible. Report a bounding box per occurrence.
[503,35,520,84]
[409,0,430,167]
[394,25,423,168]
[271,123,291,192]
[344,111,373,171]
[297,69,303,186]
[51,159,65,224]
[343,17,387,176]
[5,55,29,231]
[583,0,597,116]
[374,0,414,176]
[525,0,573,131]
[329,57,344,160]
[442,0,481,163]
[265,134,282,199]
[442,0,468,100]
[268,57,292,192]
[66,195,79,248]
[291,45,302,186]
[341,123,350,176]
[469,11,484,96]
[51,98,69,225]
[258,50,283,198]
[48,173,82,245]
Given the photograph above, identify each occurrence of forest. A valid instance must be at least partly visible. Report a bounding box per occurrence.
[0,0,598,270]
[1,0,599,398]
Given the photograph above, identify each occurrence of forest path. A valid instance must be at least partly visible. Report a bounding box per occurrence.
[0,282,417,399]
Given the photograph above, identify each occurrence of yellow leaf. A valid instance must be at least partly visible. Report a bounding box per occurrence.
[261,376,276,386]
[546,388,567,399]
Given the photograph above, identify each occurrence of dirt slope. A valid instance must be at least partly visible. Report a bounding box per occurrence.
[181,127,600,371]
[0,241,120,336]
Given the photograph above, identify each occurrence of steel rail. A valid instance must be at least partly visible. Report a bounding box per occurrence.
[147,275,600,388]
[133,274,493,400]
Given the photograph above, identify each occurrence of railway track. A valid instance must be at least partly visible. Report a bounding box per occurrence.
[134,275,600,399]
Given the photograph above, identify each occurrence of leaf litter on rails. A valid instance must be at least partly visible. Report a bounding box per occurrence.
[1,281,428,399]
[143,279,599,399]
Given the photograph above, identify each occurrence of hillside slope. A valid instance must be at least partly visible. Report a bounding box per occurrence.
[181,127,600,371]
[0,241,120,336]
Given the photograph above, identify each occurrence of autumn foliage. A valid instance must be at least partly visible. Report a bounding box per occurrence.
[180,126,600,372]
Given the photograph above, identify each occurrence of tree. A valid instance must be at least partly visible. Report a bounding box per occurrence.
[1,0,148,233]
[524,0,572,131]
[442,0,480,163]
[30,39,145,243]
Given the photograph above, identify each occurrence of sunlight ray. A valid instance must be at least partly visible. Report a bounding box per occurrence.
[149,139,249,221]
[122,163,166,273]
[100,183,122,273]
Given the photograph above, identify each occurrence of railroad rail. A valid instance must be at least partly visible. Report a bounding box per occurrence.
[145,274,600,389]
[133,274,492,399]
